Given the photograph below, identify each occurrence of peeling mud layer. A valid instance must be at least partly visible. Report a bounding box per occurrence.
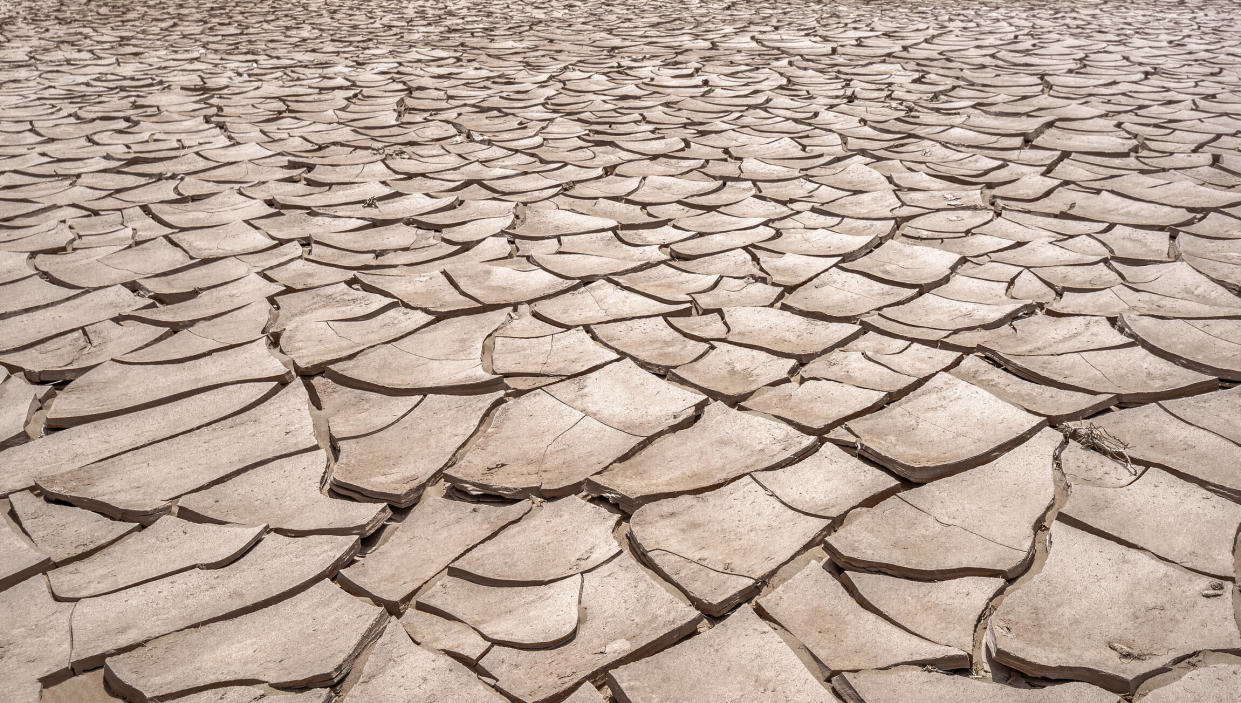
[3,0,1241,700]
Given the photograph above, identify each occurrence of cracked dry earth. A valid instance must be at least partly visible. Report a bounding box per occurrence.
[4,0,1241,702]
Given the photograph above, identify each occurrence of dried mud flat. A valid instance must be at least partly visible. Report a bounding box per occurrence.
[2,0,1241,700]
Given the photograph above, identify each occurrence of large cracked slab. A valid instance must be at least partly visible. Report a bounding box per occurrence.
[1138,662,1241,703]
[399,608,491,665]
[332,392,501,506]
[842,571,1004,652]
[826,429,1060,578]
[178,451,389,536]
[1061,466,1241,578]
[607,604,836,702]
[338,492,529,610]
[8,490,136,564]
[449,496,620,585]
[989,345,1217,403]
[69,533,358,670]
[418,574,581,648]
[990,522,1241,693]
[756,560,969,674]
[833,668,1121,703]
[629,476,828,614]
[0,382,277,496]
[477,552,702,702]
[0,515,50,592]
[751,442,899,518]
[342,618,507,702]
[586,401,814,511]
[0,285,150,353]
[0,576,73,703]
[104,581,385,701]
[38,381,319,521]
[842,372,1046,481]
[1083,401,1241,499]
[47,515,264,599]
[328,309,509,392]
[447,360,703,498]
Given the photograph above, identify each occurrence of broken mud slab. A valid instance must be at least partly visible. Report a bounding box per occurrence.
[826,429,1061,578]
[343,618,508,702]
[448,496,619,586]
[607,605,836,701]
[37,381,319,522]
[989,522,1241,694]
[841,372,1047,482]
[628,476,828,615]
[337,491,529,611]
[585,401,814,511]
[756,560,969,674]
[833,667,1121,703]
[476,552,702,702]
[70,533,359,670]
[103,581,386,702]
[177,451,390,536]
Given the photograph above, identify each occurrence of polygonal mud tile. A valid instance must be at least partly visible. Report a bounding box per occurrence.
[586,402,814,512]
[104,581,385,701]
[1060,466,1241,579]
[756,560,968,674]
[477,552,702,703]
[338,492,529,611]
[70,533,358,670]
[607,605,835,702]
[46,515,263,599]
[177,451,389,536]
[989,522,1241,694]
[833,667,1121,703]
[842,372,1046,481]
[826,429,1060,578]
[418,574,581,647]
[629,476,828,614]
[342,618,506,702]
[449,496,619,585]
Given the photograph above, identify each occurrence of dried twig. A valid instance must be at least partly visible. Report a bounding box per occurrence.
[1065,422,1136,475]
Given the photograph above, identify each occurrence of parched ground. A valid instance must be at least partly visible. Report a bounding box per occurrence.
[2,0,1241,700]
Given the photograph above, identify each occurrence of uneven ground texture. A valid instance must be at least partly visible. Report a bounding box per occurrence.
[3,0,1241,700]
